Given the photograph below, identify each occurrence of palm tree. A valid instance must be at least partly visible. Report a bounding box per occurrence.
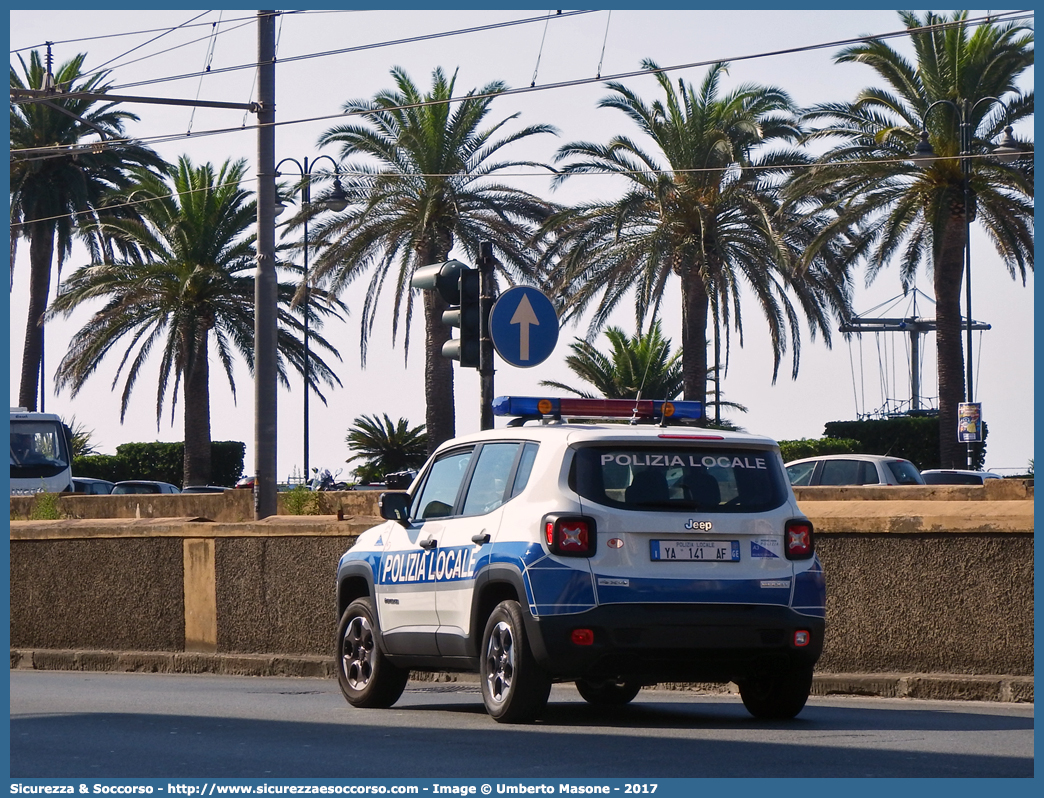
[788,11,1033,468]
[10,49,166,410]
[542,61,852,416]
[311,66,557,453]
[47,156,346,486]
[539,320,684,400]
[541,320,748,425]
[345,414,428,483]
[61,415,99,458]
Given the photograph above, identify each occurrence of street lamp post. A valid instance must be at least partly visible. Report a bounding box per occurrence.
[274,156,348,482]
[910,97,1019,467]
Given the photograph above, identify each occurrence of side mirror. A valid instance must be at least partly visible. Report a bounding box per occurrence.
[378,491,412,525]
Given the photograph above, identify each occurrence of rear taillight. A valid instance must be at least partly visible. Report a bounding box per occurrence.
[571,629,595,645]
[543,514,597,558]
[784,519,814,560]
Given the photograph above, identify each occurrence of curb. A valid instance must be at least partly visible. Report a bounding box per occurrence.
[10,649,1033,704]
[811,672,1034,703]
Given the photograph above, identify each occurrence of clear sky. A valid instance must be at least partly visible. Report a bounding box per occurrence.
[8,9,1035,482]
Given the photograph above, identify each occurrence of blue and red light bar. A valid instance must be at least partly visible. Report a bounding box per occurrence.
[492,396,703,422]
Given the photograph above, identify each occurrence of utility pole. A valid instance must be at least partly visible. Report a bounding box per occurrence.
[253,10,278,519]
[11,30,272,495]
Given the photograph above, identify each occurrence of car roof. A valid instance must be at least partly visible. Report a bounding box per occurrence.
[437,422,781,452]
[73,477,113,483]
[921,469,1001,477]
[785,453,909,466]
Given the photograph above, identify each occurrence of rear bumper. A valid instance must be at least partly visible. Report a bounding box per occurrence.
[526,602,825,683]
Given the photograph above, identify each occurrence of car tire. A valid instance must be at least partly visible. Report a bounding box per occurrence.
[480,600,552,723]
[336,597,409,708]
[738,664,814,720]
[575,679,642,706]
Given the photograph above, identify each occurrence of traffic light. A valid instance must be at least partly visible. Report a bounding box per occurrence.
[410,260,481,369]
[442,269,480,368]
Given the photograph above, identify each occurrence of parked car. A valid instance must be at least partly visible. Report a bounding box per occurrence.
[920,469,1003,485]
[335,395,824,723]
[785,454,925,487]
[384,470,417,490]
[181,485,230,494]
[111,480,181,494]
[70,477,115,495]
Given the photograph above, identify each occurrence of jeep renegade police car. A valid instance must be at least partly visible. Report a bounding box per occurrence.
[335,397,825,723]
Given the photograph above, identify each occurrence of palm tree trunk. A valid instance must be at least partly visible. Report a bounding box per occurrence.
[423,287,455,454]
[182,329,212,487]
[935,215,967,469]
[18,222,55,411]
[680,267,710,420]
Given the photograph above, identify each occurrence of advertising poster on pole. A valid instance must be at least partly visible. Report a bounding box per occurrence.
[958,402,983,443]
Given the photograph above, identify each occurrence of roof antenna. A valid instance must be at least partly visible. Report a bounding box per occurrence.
[629,324,670,426]
[629,331,652,426]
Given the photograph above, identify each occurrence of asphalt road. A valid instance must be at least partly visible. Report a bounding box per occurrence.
[9,670,1034,779]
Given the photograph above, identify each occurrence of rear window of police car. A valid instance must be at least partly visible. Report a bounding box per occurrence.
[571,445,789,513]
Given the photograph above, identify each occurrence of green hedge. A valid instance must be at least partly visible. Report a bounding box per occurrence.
[112,442,184,485]
[778,416,987,470]
[777,437,860,463]
[822,416,986,471]
[73,441,245,488]
[71,453,126,483]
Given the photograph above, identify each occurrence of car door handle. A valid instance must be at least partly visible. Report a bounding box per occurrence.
[419,536,437,550]
[471,532,490,544]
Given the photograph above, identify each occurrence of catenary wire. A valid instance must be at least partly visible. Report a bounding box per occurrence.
[93,11,600,93]
[61,11,1037,97]
[9,10,297,53]
[10,11,1034,226]
[77,18,257,86]
[11,10,1032,163]
[530,11,554,88]
[596,10,612,79]
[187,13,224,136]
[11,10,599,136]
[87,10,213,77]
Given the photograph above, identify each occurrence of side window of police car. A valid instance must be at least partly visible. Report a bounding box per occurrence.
[510,442,539,499]
[411,449,473,520]
[462,443,522,516]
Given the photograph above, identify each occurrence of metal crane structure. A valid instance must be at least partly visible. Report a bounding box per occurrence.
[840,288,991,419]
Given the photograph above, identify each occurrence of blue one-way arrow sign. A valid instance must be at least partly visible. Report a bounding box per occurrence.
[489,286,558,368]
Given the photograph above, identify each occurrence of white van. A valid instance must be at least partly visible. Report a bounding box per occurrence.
[10,408,73,495]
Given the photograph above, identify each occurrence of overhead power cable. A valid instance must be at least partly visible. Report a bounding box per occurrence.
[76,18,257,87]
[530,11,556,88]
[87,10,212,77]
[9,10,295,53]
[10,11,1033,166]
[187,13,224,135]
[596,10,613,79]
[97,10,599,94]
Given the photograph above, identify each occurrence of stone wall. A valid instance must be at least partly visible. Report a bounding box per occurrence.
[9,488,380,523]
[9,482,1034,676]
[815,532,1033,674]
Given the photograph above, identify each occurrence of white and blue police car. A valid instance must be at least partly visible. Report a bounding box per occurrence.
[335,396,825,723]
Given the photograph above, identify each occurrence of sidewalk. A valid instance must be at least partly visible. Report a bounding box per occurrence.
[11,648,1033,703]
